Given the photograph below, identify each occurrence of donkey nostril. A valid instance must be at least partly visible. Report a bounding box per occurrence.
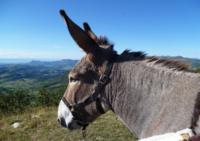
[57,118,60,123]
[60,117,67,127]
[68,122,74,130]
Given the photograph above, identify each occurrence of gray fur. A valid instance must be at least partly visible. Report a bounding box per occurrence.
[102,52,200,138]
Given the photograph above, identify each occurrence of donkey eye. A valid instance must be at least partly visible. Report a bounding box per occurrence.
[69,77,79,82]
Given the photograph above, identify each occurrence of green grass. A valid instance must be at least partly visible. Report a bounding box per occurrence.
[0,107,136,141]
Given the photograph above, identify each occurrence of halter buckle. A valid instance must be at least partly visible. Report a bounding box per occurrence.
[99,74,110,85]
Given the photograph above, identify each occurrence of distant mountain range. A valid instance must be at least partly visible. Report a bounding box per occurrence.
[0,57,199,94]
[28,59,78,70]
[0,59,78,64]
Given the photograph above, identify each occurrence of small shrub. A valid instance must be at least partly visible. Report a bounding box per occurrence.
[0,86,65,114]
[0,89,32,114]
[195,68,200,73]
[35,87,64,107]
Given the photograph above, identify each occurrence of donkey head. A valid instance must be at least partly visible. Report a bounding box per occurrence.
[57,10,116,130]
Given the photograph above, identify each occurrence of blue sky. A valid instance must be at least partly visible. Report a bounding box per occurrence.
[0,0,200,60]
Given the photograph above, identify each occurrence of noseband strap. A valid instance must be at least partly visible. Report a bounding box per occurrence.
[62,61,113,115]
[96,98,105,114]
[62,96,72,109]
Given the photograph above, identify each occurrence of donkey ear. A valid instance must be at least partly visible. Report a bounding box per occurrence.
[83,22,98,42]
[59,9,100,55]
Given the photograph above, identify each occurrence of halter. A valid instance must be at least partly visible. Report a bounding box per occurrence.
[61,60,113,124]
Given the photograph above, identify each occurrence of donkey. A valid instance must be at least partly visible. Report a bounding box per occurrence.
[57,9,200,140]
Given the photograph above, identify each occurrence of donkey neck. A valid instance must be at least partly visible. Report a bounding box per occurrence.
[103,60,146,136]
[104,60,146,136]
[103,59,200,138]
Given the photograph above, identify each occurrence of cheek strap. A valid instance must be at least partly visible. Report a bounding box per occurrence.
[96,98,106,114]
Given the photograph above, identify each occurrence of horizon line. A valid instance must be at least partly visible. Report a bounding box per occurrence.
[0,55,200,61]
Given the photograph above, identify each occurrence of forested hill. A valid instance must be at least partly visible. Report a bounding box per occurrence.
[0,59,77,94]
[161,56,200,69]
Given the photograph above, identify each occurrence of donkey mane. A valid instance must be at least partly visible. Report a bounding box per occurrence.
[116,50,189,72]
[96,36,112,46]
[147,56,189,71]
[119,50,146,61]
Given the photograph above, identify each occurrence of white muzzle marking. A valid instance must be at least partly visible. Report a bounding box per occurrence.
[57,100,73,127]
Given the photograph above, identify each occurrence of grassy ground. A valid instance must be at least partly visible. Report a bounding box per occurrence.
[0,107,136,141]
